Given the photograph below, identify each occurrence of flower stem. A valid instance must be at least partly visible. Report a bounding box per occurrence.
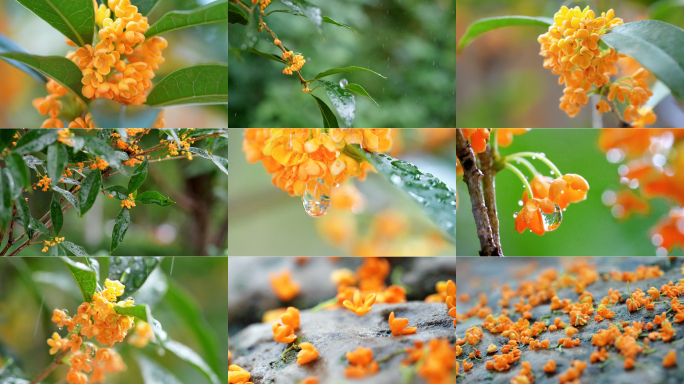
[507,157,538,177]
[504,163,533,200]
[507,152,563,178]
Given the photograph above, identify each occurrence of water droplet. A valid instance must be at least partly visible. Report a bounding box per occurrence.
[518,200,523,206]
[340,78,348,89]
[513,213,518,218]
[288,133,294,150]
[302,178,331,218]
[408,191,425,204]
[550,171,555,175]
[391,174,403,186]
[532,156,536,160]
[541,203,563,232]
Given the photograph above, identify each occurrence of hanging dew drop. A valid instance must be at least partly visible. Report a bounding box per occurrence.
[518,200,523,206]
[532,156,536,160]
[390,174,403,186]
[340,78,348,89]
[541,203,563,232]
[302,178,331,218]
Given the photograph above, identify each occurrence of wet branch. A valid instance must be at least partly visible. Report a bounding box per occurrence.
[477,144,503,255]
[456,130,502,256]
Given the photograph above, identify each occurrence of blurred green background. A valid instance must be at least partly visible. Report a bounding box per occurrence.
[0,257,227,384]
[11,130,227,256]
[229,0,456,128]
[0,0,228,128]
[229,128,457,256]
[456,129,684,256]
[456,0,684,128]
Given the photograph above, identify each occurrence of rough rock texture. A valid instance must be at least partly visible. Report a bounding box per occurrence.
[228,257,456,332]
[231,302,454,384]
[456,257,684,384]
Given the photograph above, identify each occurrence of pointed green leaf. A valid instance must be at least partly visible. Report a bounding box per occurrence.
[128,157,149,193]
[14,194,33,239]
[246,47,286,63]
[131,0,162,17]
[229,2,248,25]
[5,153,30,193]
[457,16,553,56]
[0,53,85,100]
[12,129,59,154]
[62,241,89,256]
[0,170,12,228]
[51,194,63,235]
[78,169,102,217]
[47,142,69,183]
[311,66,386,81]
[602,20,684,102]
[82,136,126,176]
[15,0,94,47]
[165,340,221,384]
[316,79,355,128]
[108,256,163,298]
[345,83,378,106]
[89,98,161,129]
[59,256,98,302]
[310,94,339,128]
[0,33,48,84]
[145,0,228,38]
[145,63,228,107]
[135,191,175,206]
[29,217,50,235]
[103,185,130,200]
[49,243,68,256]
[51,185,79,216]
[347,145,456,242]
[186,147,228,175]
[280,0,322,35]
[0,129,18,151]
[137,353,184,384]
[266,10,357,33]
[111,207,130,253]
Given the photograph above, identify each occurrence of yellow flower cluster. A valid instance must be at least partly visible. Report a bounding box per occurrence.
[33,174,52,192]
[90,157,110,171]
[32,79,68,128]
[251,0,271,12]
[48,279,133,384]
[42,236,65,253]
[538,6,655,125]
[282,51,305,75]
[110,130,148,167]
[128,321,155,348]
[121,193,136,209]
[161,129,194,159]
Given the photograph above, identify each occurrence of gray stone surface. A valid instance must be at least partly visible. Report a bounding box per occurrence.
[456,257,684,384]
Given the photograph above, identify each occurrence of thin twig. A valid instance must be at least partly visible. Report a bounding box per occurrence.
[456,130,501,256]
[478,144,503,255]
[30,348,69,384]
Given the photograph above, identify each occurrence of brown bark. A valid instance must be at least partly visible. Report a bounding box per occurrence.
[478,144,503,255]
[456,130,502,256]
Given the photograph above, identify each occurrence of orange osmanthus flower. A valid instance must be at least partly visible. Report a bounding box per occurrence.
[343,289,377,316]
[461,129,489,153]
[272,322,297,344]
[389,312,417,336]
[229,365,254,384]
[345,346,379,378]
[297,342,319,365]
[270,270,300,301]
[495,129,530,147]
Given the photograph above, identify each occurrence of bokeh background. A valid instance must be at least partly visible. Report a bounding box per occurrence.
[0,257,228,384]
[228,128,456,256]
[12,130,227,256]
[456,0,684,128]
[0,0,228,128]
[456,128,684,256]
[229,0,456,128]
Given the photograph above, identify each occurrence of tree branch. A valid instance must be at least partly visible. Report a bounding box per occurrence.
[30,348,69,384]
[477,144,503,256]
[456,130,502,256]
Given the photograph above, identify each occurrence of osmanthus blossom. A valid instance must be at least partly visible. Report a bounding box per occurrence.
[388,312,417,336]
[342,289,377,316]
[345,346,379,378]
[228,365,254,384]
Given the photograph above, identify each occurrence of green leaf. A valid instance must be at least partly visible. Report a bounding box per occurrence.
[266,10,357,33]
[316,79,355,128]
[646,80,672,109]
[347,145,456,242]
[130,0,161,17]
[29,217,50,235]
[649,0,684,24]
[164,340,221,384]
[51,185,79,216]
[103,185,129,200]
[145,63,228,107]
[111,207,130,253]
[165,279,221,376]
[0,129,17,151]
[15,0,94,47]
[62,241,89,256]
[47,142,68,183]
[229,2,248,25]
[60,256,98,302]
[0,33,47,84]
[128,158,149,193]
[12,129,59,154]
[246,47,286,63]
[280,0,323,35]
[14,193,33,238]
[23,155,45,174]
[108,256,163,298]
[602,20,684,102]
[0,54,86,101]
[310,94,339,128]
[344,83,378,106]
[49,243,68,256]
[136,353,184,384]
[51,194,63,235]
[457,16,553,56]
[0,170,12,228]
[5,153,30,193]
[311,66,386,81]
[145,0,228,38]
[82,136,127,176]
[135,191,175,207]
[186,147,228,175]
[0,357,30,384]
[89,98,161,129]
[78,169,102,218]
